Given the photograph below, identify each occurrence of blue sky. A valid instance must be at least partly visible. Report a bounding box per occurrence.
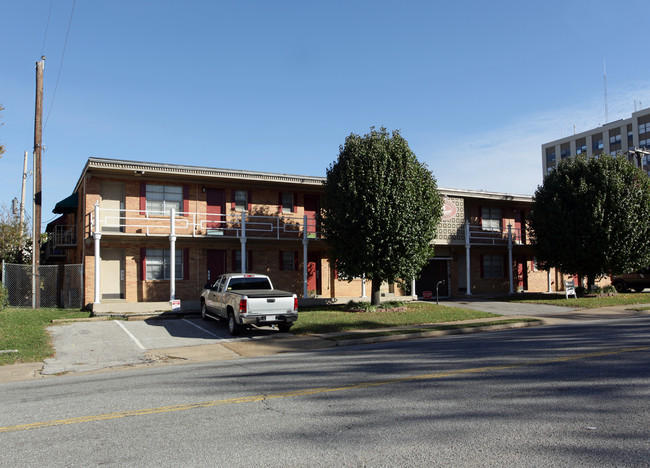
[3,0,650,227]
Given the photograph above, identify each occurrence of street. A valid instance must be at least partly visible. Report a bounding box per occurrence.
[2,317,650,467]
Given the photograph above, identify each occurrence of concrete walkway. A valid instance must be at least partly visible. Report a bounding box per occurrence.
[441,298,578,316]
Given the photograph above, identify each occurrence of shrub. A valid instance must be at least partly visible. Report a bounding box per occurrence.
[0,284,9,310]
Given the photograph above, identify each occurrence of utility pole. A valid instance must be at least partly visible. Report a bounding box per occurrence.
[33,56,44,308]
[20,151,28,229]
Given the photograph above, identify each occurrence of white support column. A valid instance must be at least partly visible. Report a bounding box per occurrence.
[361,273,367,298]
[240,211,247,274]
[411,277,417,300]
[302,214,308,298]
[465,221,471,296]
[547,269,552,292]
[507,224,514,294]
[93,202,102,304]
[169,208,176,301]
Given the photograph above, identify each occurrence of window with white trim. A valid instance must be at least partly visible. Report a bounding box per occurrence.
[481,207,501,232]
[482,255,503,279]
[146,185,182,215]
[281,192,294,213]
[234,190,248,211]
[146,249,183,280]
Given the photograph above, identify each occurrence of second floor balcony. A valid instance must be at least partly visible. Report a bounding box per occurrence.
[88,207,320,241]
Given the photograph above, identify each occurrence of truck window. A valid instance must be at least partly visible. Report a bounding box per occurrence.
[228,278,272,290]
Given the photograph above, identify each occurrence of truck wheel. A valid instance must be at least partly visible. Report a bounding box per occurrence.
[633,286,645,293]
[228,313,241,336]
[278,323,292,333]
[613,282,627,293]
[201,301,208,321]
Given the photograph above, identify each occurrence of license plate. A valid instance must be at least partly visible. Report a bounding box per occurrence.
[263,315,276,321]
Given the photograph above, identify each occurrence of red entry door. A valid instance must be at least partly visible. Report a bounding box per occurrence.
[206,188,225,229]
[516,256,528,291]
[206,249,226,285]
[514,210,525,243]
[304,195,319,235]
[307,251,321,294]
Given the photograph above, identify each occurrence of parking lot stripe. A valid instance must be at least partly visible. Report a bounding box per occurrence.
[182,319,220,338]
[114,321,146,350]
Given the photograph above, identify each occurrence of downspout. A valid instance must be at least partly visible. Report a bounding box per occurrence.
[169,208,176,301]
[465,221,471,296]
[93,202,101,304]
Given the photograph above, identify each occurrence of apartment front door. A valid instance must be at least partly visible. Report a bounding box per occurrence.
[101,249,124,300]
[206,188,225,229]
[207,249,226,285]
[100,181,125,232]
[516,255,528,291]
[307,251,321,295]
[304,195,319,236]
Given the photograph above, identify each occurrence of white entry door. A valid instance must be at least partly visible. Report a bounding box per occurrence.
[100,181,125,232]
[101,249,124,300]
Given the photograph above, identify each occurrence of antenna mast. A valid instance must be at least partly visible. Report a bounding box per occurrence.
[603,59,609,123]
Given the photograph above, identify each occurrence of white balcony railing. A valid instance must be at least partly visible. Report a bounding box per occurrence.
[91,207,320,240]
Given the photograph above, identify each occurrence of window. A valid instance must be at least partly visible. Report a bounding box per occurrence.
[146,184,182,215]
[609,134,621,145]
[482,255,503,279]
[560,143,571,159]
[281,192,294,213]
[576,138,586,155]
[592,137,603,151]
[545,148,556,165]
[146,249,183,280]
[280,251,297,271]
[233,250,253,272]
[234,190,248,211]
[639,122,650,134]
[532,257,539,272]
[481,207,501,232]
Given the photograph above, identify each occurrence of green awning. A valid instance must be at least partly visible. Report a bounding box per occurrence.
[53,192,78,214]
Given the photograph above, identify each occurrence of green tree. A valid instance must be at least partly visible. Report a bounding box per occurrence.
[529,154,650,289]
[0,203,31,264]
[318,127,442,304]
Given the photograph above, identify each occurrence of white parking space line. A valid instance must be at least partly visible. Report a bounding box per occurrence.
[182,319,220,338]
[114,320,147,350]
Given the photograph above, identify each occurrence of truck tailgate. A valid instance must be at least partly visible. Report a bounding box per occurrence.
[246,296,295,315]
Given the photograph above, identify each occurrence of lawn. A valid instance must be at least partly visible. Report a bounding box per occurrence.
[0,308,90,366]
[497,292,650,309]
[291,302,500,335]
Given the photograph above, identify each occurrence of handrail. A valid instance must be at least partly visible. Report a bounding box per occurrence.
[93,207,321,239]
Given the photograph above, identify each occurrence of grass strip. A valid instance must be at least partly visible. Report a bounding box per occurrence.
[497,292,650,309]
[0,308,90,366]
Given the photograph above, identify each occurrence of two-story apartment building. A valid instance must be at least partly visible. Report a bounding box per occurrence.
[46,158,562,311]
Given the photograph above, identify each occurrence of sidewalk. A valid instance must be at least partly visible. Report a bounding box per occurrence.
[2,303,649,383]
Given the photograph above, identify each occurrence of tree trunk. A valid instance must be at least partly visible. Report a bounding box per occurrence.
[371,278,382,306]
[587,274,595,291]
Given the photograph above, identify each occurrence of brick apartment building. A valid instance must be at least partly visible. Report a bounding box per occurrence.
[46,158,562,311]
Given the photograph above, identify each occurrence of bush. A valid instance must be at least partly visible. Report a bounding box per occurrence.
[0,284,9,310]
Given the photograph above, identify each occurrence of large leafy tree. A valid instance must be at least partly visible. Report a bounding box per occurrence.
[318,127,442,304]
[529,154,650,288]
[0,203,31,264]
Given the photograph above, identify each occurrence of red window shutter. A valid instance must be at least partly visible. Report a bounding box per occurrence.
[231,190,236,211]
[247,190,252,211]
[279,251,284,271]
[183,249,190,280]
[293,251,299,271]
[278,192,283,213]
[480,254,484,278]
[140,182,147,215]
[183,185,189,215]
[293,192,298,213]
[140,248,147,280]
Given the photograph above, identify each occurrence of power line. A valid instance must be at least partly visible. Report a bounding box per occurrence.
[40,0,54,56]
[44,0,76,130]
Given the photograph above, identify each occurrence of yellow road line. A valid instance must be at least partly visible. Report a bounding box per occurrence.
[1,345,648,434]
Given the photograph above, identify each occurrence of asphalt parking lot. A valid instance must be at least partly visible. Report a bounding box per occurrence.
[42,317,283,375]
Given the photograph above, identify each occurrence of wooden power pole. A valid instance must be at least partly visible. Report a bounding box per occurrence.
[33,56,44,308]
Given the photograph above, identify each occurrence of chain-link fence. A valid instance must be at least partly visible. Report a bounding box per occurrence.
[1,262,83,309]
